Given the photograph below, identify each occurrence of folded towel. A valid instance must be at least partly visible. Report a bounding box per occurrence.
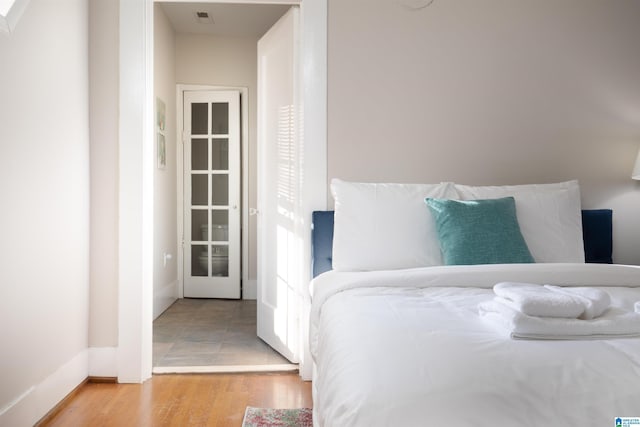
[543,285,611,320]
[478,300,640,340]
[493,282,585,318]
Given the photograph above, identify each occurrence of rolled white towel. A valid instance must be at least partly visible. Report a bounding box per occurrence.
[478,300,640,340]
[636,301,640,313]
[543,285,611,320]
[493,282,585,318]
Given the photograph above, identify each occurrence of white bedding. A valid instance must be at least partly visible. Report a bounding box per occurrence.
[310,264,640,427]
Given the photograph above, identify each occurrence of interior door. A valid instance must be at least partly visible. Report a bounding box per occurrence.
[257,7,300,362]
[183,90,241,299]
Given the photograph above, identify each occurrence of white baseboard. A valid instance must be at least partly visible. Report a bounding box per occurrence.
[154,280,178,319]
[243,279,257,300]
[0,349,88,427]
[88,347,117,377]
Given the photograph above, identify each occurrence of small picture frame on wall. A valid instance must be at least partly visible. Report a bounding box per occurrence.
[156,97,167,170]
[157,133,166,169]
[156,97,166,131]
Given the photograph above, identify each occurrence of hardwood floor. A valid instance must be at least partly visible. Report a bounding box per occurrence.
[39,373,313,427]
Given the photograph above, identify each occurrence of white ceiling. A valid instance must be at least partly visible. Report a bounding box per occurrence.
[159,2,291,38]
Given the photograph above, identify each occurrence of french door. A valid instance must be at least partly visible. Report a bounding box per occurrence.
[183,90,241,299]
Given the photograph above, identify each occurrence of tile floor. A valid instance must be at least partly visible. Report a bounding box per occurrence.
[153,299,290,367]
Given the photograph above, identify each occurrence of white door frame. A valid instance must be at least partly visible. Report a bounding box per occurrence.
[118,0,326,383]
[118,0,154,383]
[176,85,250,299]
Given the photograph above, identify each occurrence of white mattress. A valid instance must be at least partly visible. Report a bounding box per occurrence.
[309,264,640,427]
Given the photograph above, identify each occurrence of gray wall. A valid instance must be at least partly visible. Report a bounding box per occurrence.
[0,0,90,422]
[89,0,118,348]
[328,0,640,264]
[154,4,178,317]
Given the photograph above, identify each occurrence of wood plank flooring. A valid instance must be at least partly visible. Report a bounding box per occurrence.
[40,373,313,427]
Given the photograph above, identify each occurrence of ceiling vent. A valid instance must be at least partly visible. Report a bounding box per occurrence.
[195,11,213,24]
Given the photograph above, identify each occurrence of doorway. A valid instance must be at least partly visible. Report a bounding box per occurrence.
[117,0,326,383]
[152,1,296,372]
[183,90,241,299]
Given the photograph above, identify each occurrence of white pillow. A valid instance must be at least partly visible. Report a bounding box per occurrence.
[453,181,585,263]
[331,179,457,271]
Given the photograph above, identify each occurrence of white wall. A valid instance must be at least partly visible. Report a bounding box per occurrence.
[88,0,118,352]
[175,33,260,284]
[153,4,178,318]
[328,0,640,265]
[0,0,90,424]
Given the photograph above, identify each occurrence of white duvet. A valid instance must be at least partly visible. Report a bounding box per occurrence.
[309,264,640,427]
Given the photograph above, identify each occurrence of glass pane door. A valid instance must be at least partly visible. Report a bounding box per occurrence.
[184,91,241,298]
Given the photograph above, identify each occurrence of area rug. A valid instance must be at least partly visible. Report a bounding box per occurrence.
[242,407,313,427]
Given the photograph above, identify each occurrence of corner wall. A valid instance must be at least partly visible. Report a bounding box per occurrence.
[327,0,640,264]
[88,0,119,369]
[0,0,90,424]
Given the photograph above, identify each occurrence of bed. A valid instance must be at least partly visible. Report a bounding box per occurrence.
[309,180,640,427]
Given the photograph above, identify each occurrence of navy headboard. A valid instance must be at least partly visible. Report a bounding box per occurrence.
[311,211,335,278]
[311,209,613,278]
[581,209,613,264]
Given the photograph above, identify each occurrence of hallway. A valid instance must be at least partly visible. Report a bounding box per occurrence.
[153,299,290,368]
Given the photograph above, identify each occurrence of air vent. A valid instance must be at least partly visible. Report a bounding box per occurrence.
[194,11,213,24]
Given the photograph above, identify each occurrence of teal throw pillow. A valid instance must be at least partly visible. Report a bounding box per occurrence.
[425,197,534,265]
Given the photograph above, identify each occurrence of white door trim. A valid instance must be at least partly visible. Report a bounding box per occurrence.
[117,0,325,383]
[176,85,250,299]
[155,0,297,3]
[118,0,154,383]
